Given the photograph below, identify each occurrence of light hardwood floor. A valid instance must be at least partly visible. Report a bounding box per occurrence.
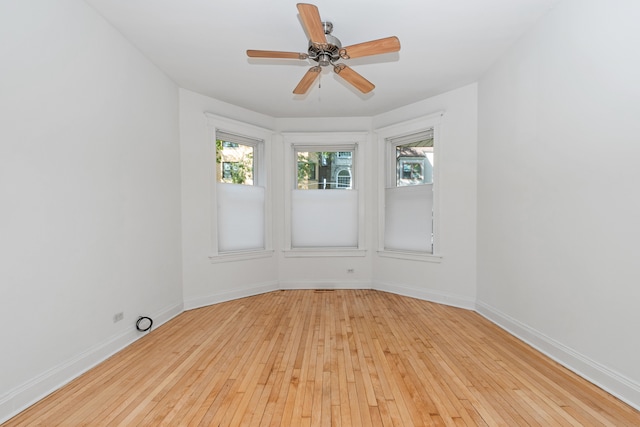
[5,290,639,426]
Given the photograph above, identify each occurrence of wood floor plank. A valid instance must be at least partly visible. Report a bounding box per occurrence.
[4,290,639,426]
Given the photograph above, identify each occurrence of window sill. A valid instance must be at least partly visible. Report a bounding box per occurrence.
[377,250,442,263]
[209,249,274,263]
[283,248,367,258]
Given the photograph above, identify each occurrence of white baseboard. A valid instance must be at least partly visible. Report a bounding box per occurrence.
[279,279,372,290]
[6,288,637,424]
[183,281,279,310]
[0,301,184,425]
[373,280,476,310]
[475,300,640,412]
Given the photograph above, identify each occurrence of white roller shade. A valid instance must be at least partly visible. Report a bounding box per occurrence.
[384,184,433,252]
[217,183,265,251]
[291,190,358,248]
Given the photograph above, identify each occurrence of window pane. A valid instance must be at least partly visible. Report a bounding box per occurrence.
[297,151,353,189]
[395,138,433,187]
[216,139,254,185]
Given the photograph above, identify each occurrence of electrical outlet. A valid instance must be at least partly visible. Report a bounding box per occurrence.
[347,268,354,273]
[113,312,124,323]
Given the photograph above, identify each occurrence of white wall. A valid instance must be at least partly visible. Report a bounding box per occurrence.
[477,0,640,408]
[0,0,183,421]
[372,84,478,308]
[8,0,637,420]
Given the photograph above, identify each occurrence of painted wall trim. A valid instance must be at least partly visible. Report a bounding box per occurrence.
[208,249,275,263]
[0,301,184,425]
[476,300,640,412]
[183,281,279,310]
[282,249,367,258]
[279,280,372,290]
[373,281,476,310]
[376,250,443,263]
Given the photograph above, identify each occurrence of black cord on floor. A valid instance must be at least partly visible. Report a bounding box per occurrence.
[136,316,153,332]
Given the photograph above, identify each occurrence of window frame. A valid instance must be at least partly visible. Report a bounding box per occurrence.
[375,112,443,262]
[282,132,367,258]
[206,113,273,262]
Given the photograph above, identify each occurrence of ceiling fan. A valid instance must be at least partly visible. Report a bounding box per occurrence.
[246,3,401,95]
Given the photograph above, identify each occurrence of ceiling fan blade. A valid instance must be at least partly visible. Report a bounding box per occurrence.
[333,64,375,94]
[293,66,322,94]
[297,3,327,45]
[247,50,308,60]
[341,36,401,59]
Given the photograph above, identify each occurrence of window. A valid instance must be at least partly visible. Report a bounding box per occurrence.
[336,169,351,188]
[376,113,442,258]
[216,137,254,185]
[221,162,241,180]
[296,150,354,190]
[386,130,434,253]
[395,132,434,186]
[215,131,263,253]
[206,113,272,260]
[283,132,366,254]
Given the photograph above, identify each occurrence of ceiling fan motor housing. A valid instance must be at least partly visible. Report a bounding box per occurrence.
[308,22,341,66]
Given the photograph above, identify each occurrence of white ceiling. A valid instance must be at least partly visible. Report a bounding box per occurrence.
[84,0,560,118]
